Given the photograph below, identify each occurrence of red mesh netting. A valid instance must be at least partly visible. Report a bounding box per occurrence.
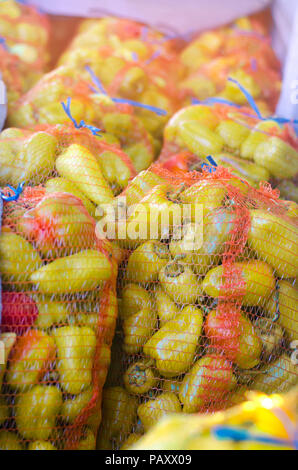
[179,16,281,113]
[0,0,50,70]
[0,122,141,450]
[96,162,297,449]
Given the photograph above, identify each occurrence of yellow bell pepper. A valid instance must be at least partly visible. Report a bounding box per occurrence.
[144,306,203,377]
[138,392,181,432]
[52,326,96,395]
[248,210,298,278]
[15,385,62,440]
[202,260,275,306]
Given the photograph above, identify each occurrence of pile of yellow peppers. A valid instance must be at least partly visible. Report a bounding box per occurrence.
[0,124,140,449]
[0,7,297,453]
[0,0,50,109]
[160,103,298,197]
[179,15,281,113]
[0,185,119,449]
[96,163,297,449]
[8,16,184,172]
[0,124,136,195]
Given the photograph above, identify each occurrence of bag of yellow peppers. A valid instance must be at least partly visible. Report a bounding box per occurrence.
[8,62,168,172]
[96,159,297,449]
[56,17,182,160]
[0,121,140,449]
[179,15,281,113]
[0,1,50,96]
[159,97,298,200]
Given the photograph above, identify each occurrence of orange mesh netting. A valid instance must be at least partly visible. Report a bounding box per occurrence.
[179,16,281,113]
[158,100,298,197]
[0,120,141,449]
[0,0,50,70]
[96,160,297,449]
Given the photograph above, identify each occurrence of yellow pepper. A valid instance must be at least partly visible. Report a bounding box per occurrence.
[125,241,170,284]
[264,280,298,342]
[248,210,298,278]
[123,307,157,355]
[0,431,23,450]
[251,354,298,394]
[124,360,158,395]
[170,209,236,276]
[144,306,203,377]
[179,354,237,412]
[159,260,200,304]
[138,392,181,432]
[202,260,275,306]
[6,329,56,391]
[97,386,138,449]
[15,385,62,440]
[155,287,179,327]
[52,326,96,395]
[254,137,298,179]
[120,284,152,319]
[0,231,43,284]
[56,143,114,205]
[30,249,112,294]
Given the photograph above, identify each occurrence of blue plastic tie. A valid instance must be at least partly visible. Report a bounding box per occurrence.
[0,37,9,52]
[194,78,298,126]
[201,155,217,173]
[140,26,149,42]
[145,50,161,65]
[85,66,167,117]
[112,97,167,116]
[85,65,107,95]
[192,96,242,108]
[250,58,258,72]
[61,97,102,136]
[227,77,263,119]
[0,182,25,202]
[213,425,294,447]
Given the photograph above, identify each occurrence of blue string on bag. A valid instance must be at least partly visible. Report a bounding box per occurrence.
[0,180,25,328]
[193,77,298,127]
[85,65,167,117]
[61,97,102,136]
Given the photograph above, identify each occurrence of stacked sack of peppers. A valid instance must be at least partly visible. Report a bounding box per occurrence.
[96,158,297,449]
[9,17,183,173]
[179,15,281,114]
[0,0,50,110]
[0,120,141,449]
[159,91,298,206]
[8,64,168,173]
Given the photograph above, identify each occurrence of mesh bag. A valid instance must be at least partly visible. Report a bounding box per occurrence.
[159,100,298,197]
[8,65,163,172]
[96,162,298,449]
[0,123,140,449]
[57,17,183,145]
[179,16,281,113]
[0,44,27,111]
[0,0,50,70]
[0,190,118,450]
[0,124,136,195]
